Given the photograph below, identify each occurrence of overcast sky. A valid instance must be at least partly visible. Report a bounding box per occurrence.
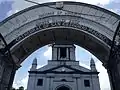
[0,0,120,90]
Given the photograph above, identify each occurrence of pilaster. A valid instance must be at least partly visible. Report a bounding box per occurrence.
[0,53,19,90]
[108,44,120,90]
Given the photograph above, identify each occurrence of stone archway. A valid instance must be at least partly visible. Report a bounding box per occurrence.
[0,1,120,90]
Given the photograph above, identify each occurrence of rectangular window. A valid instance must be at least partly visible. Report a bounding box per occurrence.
[84,80,90,87]
[37,79,43,86]
[60,47,67,58]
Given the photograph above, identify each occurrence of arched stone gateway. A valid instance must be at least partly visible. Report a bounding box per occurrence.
[0,1,120,90]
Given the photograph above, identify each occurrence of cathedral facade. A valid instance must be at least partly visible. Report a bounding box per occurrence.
[27,43,100,90]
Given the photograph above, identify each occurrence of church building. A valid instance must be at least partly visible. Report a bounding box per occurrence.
[27,43,100,90]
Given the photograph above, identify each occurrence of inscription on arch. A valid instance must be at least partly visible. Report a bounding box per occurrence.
[15,17,112,45]
[7,16,112,50]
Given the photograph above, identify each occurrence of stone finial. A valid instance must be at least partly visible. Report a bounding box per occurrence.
[90,58,97,72]
[56,2,64,9]
[30,58,37,71]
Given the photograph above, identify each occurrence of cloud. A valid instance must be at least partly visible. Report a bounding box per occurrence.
[96,61,111,90]
[13,73,28,89]
[6,0,51,16]
[76,45,91,66]
[0,0,13,21]
[0,0,119,20]
[21,75,29,89]
[81,59,111,90]
[52,0,112,5]
[7,9,19,17]
[43,46,52,60]
[76,45,111,90]
[13,45,111,90]
[42,45,111,90]
[78,0,111,5]
[13,58,32,89]
[13,63,30,89]
[11,0,33,10]
[103,1,120,14]
[6,0,114,17]
[9,0,119,89]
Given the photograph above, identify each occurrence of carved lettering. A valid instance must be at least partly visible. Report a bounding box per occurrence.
[13,17,111,46]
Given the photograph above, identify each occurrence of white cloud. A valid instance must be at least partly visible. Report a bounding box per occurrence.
[43,46,52,60]
[53,0,111,5]
[7,9,18,16]
[110,8,120,15]
[7,0,114,16]
[6,0,33,16]
[6,0,52,16]
[13,64,44,89]
[13,46,111,90]
[10,0,116,89]
[96,61,111,90]
[80,60,111,90]
[21,75,29,89]
[13,64,31,89]
[43,46,111,90]
[76,47,111,90]
[13,74,28,89]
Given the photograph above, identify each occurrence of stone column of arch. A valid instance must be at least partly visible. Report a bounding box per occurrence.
[0,1,120,90]
[0,34,19,90]
[107,22,120,90]
[0,52,19,90]
[107,45,120,90]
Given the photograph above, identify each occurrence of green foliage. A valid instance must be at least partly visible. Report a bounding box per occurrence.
[19,86,24,90]
[12,86,24,90]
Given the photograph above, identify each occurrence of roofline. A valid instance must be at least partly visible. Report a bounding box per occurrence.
[0,1,120,26]
[28,71,99,75]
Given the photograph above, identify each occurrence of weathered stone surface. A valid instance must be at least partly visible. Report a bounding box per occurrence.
[0,1,120,90]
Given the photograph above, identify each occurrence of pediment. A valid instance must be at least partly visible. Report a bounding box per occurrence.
[42,65,85,73]
[52,66,74,72]
[31,65,99,74]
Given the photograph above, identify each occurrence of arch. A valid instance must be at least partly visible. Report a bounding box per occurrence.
[0,1,119,65]
[57,86,70,90]
[11,27,110,64]
[56,85,71,90]
[0,1,120,90]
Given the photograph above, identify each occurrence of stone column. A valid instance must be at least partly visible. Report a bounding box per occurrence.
[107,65,120,90]
[0,57,13,90]
[0,53,18,90]
[108,45,120,90]
[7,66,17,90]
[1,65,14,90]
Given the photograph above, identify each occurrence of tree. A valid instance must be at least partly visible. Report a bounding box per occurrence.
[11,87,16,90]
[18,86,24,90]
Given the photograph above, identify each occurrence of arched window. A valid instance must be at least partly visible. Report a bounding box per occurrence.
[57,86,70,90]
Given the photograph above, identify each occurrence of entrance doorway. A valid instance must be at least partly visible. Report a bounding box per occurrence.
[57,86,70,90]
